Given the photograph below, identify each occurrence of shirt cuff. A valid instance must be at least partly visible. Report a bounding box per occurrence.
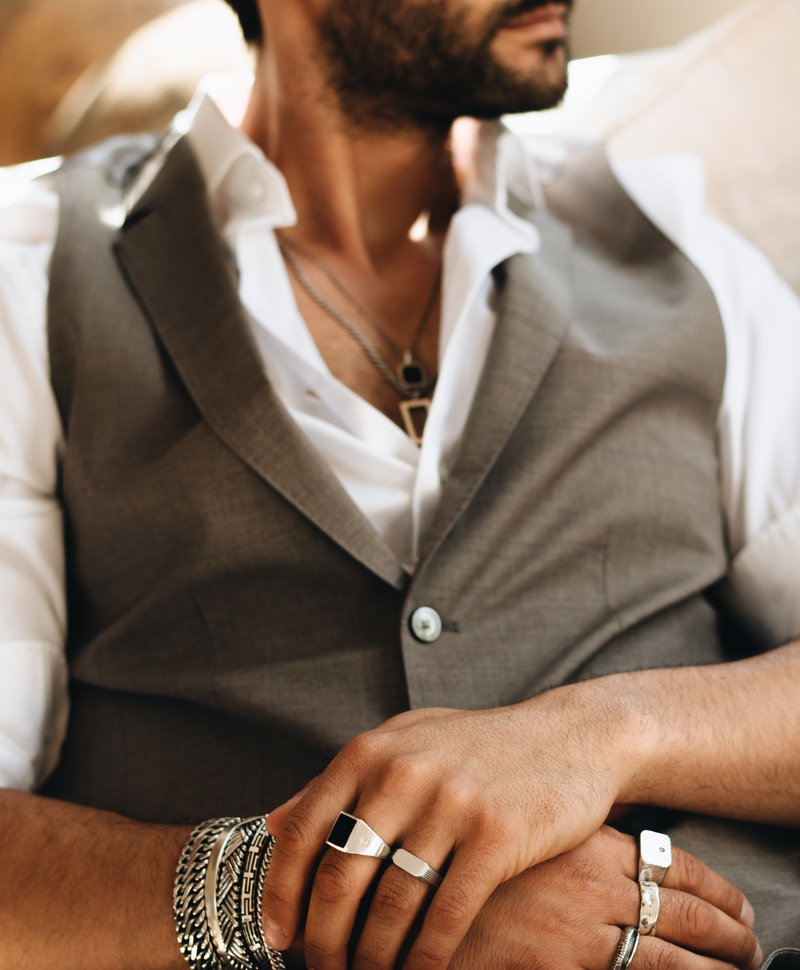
[0,640,68,791]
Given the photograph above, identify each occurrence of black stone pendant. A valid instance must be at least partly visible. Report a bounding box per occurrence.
[397,358,429,392]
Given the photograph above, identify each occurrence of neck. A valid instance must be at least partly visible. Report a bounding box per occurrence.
[240,42,460,270]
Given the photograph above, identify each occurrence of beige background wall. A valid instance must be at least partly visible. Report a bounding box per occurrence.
[570,0,748,57]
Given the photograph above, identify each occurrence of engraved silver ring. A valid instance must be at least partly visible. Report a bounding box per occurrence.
[325,812,392,859]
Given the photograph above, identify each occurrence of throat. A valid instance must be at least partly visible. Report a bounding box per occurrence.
[278,234,442,444]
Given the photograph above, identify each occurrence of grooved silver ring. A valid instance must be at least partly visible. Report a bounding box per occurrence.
[391,848,442,888]
[609,927,640,970]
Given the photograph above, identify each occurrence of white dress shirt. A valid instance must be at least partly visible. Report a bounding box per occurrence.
[1,77,800,791]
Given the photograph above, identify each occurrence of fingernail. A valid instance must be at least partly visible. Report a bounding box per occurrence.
[750,942,764,970]
[263,919,288,949]
[740,897,756,927]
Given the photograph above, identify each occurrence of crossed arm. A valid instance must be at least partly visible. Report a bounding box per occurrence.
[1,641,797,970]
[260,641,800,970]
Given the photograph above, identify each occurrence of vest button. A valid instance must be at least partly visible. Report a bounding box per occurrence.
[409,607,443,644]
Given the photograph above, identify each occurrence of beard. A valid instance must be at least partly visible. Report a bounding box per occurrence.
[318,0,570,134]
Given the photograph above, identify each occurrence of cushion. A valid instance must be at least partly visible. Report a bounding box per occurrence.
[521,0,800,294]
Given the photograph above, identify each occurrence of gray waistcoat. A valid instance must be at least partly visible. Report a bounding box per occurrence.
[42,135,800,947]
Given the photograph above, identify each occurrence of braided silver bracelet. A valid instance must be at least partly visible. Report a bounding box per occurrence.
[174,816,286,970]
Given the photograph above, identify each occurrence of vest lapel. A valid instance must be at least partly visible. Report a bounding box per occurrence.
[114,137,406,589]
[417,212,573,569]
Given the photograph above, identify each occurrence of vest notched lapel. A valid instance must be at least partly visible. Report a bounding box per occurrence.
[416,211,574,570]
[114,136,406,590]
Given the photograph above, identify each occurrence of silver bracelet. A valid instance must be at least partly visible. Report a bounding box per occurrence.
[174,816,286,970]
[238,824,286,970]
[209,816,266,969]
[174,817,240,970]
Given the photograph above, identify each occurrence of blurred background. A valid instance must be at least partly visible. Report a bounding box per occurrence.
[570,0,748,55]
[0,0,750,165]
[2,0,797,295]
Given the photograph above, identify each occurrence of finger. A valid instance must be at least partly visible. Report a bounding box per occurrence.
[266,778,318,835]
[301,789,424,970]
[656,888,762,970]
[619,834,754,928]
[635,934,754,970]
[263,780,357,951]
[303,848,389,970]
[400,846,502,970]
[662,847,755,928]
[351,849,443,970]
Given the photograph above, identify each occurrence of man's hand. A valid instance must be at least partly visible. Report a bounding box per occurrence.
[447,826,761,970]
[262,687,638,970]
[261,643,800,970]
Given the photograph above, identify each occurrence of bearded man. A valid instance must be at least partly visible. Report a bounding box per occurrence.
[0,0,799,967]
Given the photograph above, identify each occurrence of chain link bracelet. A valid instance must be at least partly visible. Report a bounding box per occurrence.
[175,817,240,970]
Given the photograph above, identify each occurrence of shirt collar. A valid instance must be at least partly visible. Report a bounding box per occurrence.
[125,74,544,240]
[453,116,540,244]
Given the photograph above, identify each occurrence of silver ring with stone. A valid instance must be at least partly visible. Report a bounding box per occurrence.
[638,829,672,885]
[638,879,660,936]
[325,812,391,859]
[391,848,442,888]
[609,927,640,970]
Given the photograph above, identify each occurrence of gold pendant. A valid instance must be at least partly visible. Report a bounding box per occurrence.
[399,398,431,446]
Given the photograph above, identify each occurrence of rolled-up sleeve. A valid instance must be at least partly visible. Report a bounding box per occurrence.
[0,166,68,789]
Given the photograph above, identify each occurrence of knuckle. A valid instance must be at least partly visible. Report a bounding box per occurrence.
[277,806,317,854]
[681,895,715,939]
[562,858,607,898]
[345,730,379,763]
[353,943,394,970]
[428,883,473,935]
[673,847,705,893]
[303,936,340,970]
[380,753,429,794]
[651,943,685,970]
[433,774,474,817]
[371,878,419,923]
[407,938,452,970]
[314,854,361,903]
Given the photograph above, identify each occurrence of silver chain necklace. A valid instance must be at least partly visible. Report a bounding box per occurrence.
[278,237,440,444]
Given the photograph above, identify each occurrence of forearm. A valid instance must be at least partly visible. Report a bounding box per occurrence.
[590,638,800,825]
[0,789,190,970]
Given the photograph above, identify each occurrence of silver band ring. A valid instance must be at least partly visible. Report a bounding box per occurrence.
[638,830,672,885]
[638,879,660,936]
[391,848,442,888]
[609,927,640,970]
[325,812,391,859]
